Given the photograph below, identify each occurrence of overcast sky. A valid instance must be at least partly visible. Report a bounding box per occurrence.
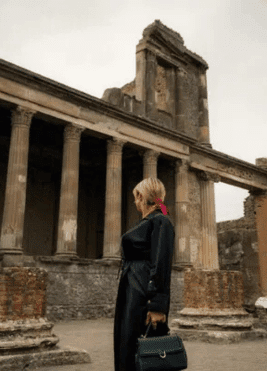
[0,0,266,222]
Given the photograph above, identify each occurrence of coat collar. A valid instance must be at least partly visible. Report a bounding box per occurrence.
[142,208,163,221]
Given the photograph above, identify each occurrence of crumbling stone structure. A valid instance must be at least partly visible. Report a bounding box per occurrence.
[0,267,90,370]
[217,194,260,306]
[217,160,267,329]
[0,20,266,346]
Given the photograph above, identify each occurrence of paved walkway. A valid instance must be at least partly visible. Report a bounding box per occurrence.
[34,317,266,371]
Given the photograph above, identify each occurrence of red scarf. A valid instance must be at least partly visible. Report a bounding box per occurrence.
[153,197,169,215]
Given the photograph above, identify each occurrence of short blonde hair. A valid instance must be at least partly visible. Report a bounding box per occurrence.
[133,177,166,207]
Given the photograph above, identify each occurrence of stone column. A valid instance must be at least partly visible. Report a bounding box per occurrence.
[0,106,35,264]
[102,138,127,259]
[143,149,159,179]
[254,158,267,297]
[198,171,220,270]
[174,160,191,267]
[198,70,211,146]
[175,69,187,132]
[55,124,85,258]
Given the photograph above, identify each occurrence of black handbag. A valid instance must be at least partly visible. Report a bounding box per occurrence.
[135,321,188,371]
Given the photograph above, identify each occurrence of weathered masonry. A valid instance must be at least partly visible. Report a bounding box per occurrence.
[0,21,267,338]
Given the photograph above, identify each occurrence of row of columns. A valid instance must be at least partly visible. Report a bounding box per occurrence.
[0,104,219,270]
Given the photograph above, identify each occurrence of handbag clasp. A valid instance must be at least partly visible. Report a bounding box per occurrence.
[159,351,166,359]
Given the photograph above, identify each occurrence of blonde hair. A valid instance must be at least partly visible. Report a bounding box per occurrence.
[133,177,166,208]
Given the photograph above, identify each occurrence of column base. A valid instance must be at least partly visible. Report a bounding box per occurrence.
[54,252,79,259]
[170,323,267,344]
[1,253,23,267]
[101,256,121,261]
[169,269,267,343]
[170,307,267,343]
[0,267,91,370]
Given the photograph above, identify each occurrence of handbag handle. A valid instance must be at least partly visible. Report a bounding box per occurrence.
[143,321,153,338]
[142,319,170,339]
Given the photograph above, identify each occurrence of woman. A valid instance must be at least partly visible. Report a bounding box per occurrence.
[113,177,175,371]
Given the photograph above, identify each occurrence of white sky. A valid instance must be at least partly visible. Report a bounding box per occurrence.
[0,0,266,222]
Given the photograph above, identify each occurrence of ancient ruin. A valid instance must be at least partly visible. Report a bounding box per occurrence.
[0,18,267,368]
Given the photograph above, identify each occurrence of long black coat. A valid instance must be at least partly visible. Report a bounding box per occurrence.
[113,208,175,371]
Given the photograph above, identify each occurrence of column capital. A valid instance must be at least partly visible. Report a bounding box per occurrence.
[64,124,86,143]
[107,138,127,154]
[143,149,160,161]
[195,170,221,183]
[175,158,190,172]
[11,106,36,128]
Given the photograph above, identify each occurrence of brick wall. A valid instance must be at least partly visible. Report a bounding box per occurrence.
[184,270,244,310]
[0,267,47,321]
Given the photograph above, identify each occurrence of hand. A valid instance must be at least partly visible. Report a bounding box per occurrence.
[145,311,166,330]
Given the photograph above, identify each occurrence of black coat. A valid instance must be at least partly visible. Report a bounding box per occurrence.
[113,208,175,371]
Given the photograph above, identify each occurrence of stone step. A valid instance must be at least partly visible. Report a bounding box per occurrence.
[171,316,254,330]
[0,318,53,333]
[169,327,267,343]
[0,347,92,371]
[0,335,59,352]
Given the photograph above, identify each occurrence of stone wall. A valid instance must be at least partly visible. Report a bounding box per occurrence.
[22,257,184,323]
[180,66,199,139]
[217,195,261,306]
[121,79,136,97]
[102,63,201,139]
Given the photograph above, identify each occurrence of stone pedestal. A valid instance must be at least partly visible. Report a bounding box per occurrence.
[0,267,91,370]
[170,269,267,343]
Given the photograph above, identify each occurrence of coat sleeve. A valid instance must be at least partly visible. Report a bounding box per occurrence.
[146,216,175,314]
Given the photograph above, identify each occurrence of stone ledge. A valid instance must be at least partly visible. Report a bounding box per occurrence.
[170,327,267,344]
[31,256,187,271]
[35,256,121,267]
[0,347,91,371]
[0,336,59,352]
[172,316,254,331]
[0,318,53,332]
[179,308,249,316]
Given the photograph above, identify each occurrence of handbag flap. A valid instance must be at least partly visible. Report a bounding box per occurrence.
[137,334,185,356]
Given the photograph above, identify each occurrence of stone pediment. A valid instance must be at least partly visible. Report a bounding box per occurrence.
[140,20,208,68]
